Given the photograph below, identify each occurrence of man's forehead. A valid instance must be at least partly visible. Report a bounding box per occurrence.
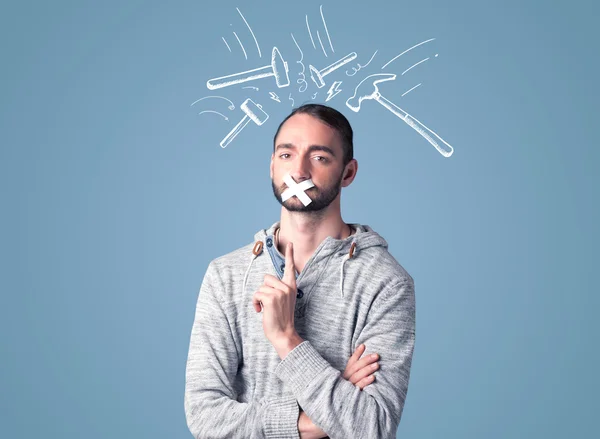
[275,114,342,151]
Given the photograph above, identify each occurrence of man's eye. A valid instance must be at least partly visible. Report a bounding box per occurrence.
[280,153,290,159]
[314,156,329,162]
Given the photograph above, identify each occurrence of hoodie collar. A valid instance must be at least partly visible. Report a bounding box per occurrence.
[249,221,388,298]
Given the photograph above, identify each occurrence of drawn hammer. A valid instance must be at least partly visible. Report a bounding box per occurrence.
[346,73,454,157]
[220,98,269,148]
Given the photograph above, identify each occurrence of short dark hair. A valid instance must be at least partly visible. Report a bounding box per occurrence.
[273,104,354,166]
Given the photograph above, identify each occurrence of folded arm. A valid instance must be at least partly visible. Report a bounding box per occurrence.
[274,279,416,439]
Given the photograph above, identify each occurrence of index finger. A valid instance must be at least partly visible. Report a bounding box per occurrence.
[283,242,296,285]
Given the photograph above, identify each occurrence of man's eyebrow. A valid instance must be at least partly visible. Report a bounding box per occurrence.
[274,143,337,157]
[275,143,296,151]
[307,145,336,157]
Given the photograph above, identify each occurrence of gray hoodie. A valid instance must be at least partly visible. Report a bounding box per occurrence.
[184,221,416,439]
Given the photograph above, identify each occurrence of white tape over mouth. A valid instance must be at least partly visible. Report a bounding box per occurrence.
[281,173,315,206]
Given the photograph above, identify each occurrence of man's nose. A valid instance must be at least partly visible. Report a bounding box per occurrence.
[289,155,310,181]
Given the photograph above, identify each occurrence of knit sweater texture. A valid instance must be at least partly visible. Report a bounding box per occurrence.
[184,221,416,438]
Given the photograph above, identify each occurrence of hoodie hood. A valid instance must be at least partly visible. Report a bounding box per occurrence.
[242,221,389,299]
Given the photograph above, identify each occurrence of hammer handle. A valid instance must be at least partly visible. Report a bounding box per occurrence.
[207,66,273,90]
[220,115,251,148]
[376,93,454,157]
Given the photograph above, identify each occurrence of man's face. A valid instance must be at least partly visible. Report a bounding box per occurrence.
[271,113,347,212]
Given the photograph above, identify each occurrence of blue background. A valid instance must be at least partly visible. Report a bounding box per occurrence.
[1,0,598,437]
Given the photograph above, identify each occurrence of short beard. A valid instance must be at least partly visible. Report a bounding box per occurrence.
[272,169,344,212]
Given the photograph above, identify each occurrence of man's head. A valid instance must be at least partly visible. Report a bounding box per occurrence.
[270,104,358,213]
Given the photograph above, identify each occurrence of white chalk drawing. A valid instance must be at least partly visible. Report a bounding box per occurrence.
[222,37,232,52]
[190,95,235,110]
[346,74,453,157]
[305,15,317,50]
[326,81,343,102]
[200,8,456,159]
[236,7,261,58]
[220,98,269,148]
[320,5,335,53]
[282,173,314,206]
[232,31,247,60]
[207,46,290,90]
[346,50,378,76]
[290,33,308,92]
[381,38,435,69]
[402,57,429,75]
[198,110,229,121]
[402,83,422,96]
[316,30,328,57]
[309,52,357,88]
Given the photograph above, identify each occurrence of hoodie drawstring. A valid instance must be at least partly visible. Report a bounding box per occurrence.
[340,242,356,298]
[243,241,264,297]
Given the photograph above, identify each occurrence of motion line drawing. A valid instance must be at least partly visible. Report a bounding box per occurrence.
[309,52,357,88]
[269,92,281,102]
[198,110,229,121]
[320,4,335,53]
[220,98,268,148]
[402,57,429,75]
[233,31,247,60]
[207,47,290,90]
[236,7,261,57]
[306,15,317,49]
[381,38,435,69]
[190,95,235,110]
[222,37,232,52]
[402,83,422,96]
[346,73,454,157]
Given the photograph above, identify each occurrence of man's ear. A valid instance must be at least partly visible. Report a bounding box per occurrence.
[341,159,358,187]
[270,153,274,179]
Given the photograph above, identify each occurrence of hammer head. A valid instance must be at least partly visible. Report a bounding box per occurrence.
[309,65,325,88]
[241,98,269,126]
[271,47,290,88]
[345,73,397,112]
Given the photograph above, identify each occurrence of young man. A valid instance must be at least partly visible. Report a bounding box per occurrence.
[184,104,416,439]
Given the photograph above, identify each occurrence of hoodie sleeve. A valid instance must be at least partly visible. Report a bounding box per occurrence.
[273,277,416,439]
[185,262,301,439]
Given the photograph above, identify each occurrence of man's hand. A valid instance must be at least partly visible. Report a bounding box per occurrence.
[253,242,303,358]
[299,410,328,439]
[298,344,379,438]
[343,343,380,389]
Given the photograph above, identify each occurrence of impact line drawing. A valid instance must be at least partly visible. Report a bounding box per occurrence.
[346,74,454,157]
[326,81,343,102]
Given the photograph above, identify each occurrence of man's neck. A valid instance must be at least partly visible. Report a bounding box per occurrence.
[276,204,352,273]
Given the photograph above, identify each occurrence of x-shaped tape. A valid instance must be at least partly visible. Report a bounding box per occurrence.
[281,173,314,206]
